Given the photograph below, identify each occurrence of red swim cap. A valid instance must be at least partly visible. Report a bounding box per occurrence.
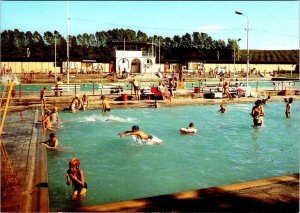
[69,158,80,166]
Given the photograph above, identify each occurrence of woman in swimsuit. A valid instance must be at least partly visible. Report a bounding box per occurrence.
[285,97,293,118]
[251,100,264,126]
[66,158,88,199]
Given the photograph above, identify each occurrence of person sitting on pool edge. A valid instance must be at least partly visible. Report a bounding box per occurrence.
[118,125,153,140]
[66,158,88,200]
[40,132,58,149]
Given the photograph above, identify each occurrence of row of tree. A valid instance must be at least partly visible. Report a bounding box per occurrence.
[1,29,298,63]
[1,29,240,62]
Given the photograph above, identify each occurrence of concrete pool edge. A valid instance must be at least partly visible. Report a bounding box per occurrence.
[73,173,299,212]
[35,109,50,212]
[29,109,50,212]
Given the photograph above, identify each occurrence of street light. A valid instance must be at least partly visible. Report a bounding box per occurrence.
[235,10,249,86]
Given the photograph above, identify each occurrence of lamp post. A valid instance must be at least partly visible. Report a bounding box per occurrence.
[235,11,249,86]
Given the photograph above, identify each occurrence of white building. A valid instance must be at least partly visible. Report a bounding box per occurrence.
[115,50,161,75]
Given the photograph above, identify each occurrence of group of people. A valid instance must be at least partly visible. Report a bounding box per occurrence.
[40,108,87,200]
[250,96,294,126]
[129,77,179,102]
[38,77,295,201]
[42,106,60,132]
[66,94,89,113]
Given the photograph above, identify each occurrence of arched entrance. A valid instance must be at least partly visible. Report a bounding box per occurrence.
[131,58,141,73]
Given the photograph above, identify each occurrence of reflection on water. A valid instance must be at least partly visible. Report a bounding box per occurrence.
[48,101,299,211]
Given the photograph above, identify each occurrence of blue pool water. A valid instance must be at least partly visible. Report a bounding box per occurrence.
[47,101,299,211]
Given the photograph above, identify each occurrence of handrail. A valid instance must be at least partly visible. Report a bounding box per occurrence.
[0,83,8,109]
[0,81,14,135]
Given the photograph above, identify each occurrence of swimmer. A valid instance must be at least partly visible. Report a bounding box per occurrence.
[69,96,79,113]
[40,132,58,149]
[118,125,153,140]
[42,110,55,131]
[66,158,88,200]
[80,94,89,111]
[262,95,271,104]
[51,106,60,123]
[285,97,293,118]
[250,100,264,126]
[180,122,197,134]
[219,104,226,113]
[101,95,111,113]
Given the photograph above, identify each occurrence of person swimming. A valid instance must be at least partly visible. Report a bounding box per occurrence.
[180,122,197,134]
[118,125,153,140]
[118,125,162,145]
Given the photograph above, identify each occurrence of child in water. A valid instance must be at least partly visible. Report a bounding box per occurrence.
[66,158,88,199]
[180,122,197,134]
[51,106,60,123]
[285,97,293,118]
[42,110,55,131]
[219,104,226,113]
[40,132,58,149]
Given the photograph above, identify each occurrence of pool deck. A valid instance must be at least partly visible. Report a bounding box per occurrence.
[1,95,299,212]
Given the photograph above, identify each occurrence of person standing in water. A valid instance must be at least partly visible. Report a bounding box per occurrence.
[101,95,111,113]
[80,94,89,111]
[66,158,88,200]
[219,104,226,113]
[251,100,264,126]
[285,97,293,118]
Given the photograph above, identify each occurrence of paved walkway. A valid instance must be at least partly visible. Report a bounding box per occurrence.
[1,109,48,212]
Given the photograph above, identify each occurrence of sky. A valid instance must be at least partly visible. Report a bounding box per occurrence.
[1,1,299,50]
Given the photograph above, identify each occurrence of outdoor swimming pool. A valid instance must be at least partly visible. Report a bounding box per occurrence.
[47,101,299,211]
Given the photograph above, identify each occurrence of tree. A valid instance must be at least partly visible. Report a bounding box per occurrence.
[181,33,192,48]
[136,30,148,42]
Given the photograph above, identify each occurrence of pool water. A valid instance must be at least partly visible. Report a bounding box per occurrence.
[47,101,299,211]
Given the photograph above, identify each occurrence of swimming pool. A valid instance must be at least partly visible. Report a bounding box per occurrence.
[47,101,299,211]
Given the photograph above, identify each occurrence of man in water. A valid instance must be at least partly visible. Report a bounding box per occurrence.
[118,125,153,140]
[101,95,111,113]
